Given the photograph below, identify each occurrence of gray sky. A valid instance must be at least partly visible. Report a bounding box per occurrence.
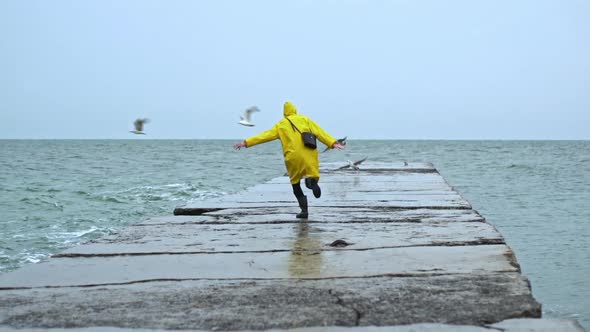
[1,0,588,139]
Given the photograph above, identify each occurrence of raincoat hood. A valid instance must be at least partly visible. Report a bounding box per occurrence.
[283,101,298,117]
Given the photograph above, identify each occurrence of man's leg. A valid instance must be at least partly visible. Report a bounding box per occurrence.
[292,182,308,219]
[305,178,322,198]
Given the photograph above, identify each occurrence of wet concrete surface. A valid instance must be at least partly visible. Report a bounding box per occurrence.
[0,320,585,331]
[0,274,540,330]
[0,162,558,330]
[56,220,500,256]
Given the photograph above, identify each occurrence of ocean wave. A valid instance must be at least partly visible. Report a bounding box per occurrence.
[97,196,126,204]
[91,183,226,204]
[18,197,64,210]
[45,226,102,242]
[507,164,534,170]
[11,251,51,266]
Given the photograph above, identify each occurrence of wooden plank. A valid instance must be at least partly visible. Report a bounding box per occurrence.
[55,222,503,256]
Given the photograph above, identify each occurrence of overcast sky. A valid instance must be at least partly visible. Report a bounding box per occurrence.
[0,0,588,139]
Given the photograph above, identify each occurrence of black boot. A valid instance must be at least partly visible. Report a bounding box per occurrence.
[308,178,321,198]
[296,195,308,219]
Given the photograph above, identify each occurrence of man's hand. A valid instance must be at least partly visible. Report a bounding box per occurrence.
[234,141,247,150]
[332,142,345,150]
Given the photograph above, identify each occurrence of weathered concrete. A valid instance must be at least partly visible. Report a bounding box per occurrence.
[174,167,472,215]
[0,319,586,332]
[55,221,501,256]
[158,207,485,223]
[0,274,539,330]
[0,162,557,330]
[0,319,584,332]
[0,245,518,288]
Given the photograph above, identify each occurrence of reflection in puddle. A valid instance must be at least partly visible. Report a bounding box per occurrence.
[288,222,323,278]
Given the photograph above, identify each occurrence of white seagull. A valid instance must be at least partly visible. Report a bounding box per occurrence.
[337,156,368,170]
[239,106,260,127]
[130,118,149,135]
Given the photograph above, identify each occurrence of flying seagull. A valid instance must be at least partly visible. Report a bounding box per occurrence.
[130,118,149,135]
[337,156,368,170]
[322,136,347,152]
[239,106,260,127]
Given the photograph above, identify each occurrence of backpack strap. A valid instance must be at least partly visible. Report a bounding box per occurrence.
[286,117,301,133]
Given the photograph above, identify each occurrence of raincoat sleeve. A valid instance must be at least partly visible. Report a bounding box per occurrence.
[308,118,337,149]
[245,124,279,147]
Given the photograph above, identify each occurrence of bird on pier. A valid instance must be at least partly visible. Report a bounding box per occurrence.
[239,106,260,127]
[322,136,347,152]
[337,156,368,170]
[130,118,149,135]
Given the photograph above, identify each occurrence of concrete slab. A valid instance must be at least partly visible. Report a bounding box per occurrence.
[1,320,584,332]
[174,199,471,214]
[321,161,436,171]
[0,274,540,330]
[0,245,518,288]
[244,182,455,194]
[175,169,472,214]
[198,207,485,223]
[267,173,450,185]
[215,192,466,204]
[55,221,503,256]
[160,207,485,223]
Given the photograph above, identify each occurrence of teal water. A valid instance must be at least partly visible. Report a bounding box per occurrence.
[0,139,588,328]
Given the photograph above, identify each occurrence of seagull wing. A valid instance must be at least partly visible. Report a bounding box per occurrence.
[134,119,143,131]
[336,163,350,170]
[134,118,149,131]
[353,156,368,166]
[243,106,260,122]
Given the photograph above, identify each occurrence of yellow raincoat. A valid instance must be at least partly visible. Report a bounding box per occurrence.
[245,102,337,184]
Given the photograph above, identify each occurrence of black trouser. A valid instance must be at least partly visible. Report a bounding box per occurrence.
[292,182,304,199]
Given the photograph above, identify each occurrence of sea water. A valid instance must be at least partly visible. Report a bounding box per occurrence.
[0,139,588,328]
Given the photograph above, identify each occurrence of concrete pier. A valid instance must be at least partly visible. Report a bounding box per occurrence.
[0,162,584,331]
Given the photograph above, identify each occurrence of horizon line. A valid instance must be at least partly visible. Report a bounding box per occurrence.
[1,138,589,141]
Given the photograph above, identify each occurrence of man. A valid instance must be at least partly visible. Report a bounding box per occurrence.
[234,101,345,218]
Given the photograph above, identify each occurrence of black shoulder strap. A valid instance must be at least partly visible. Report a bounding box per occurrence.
[286,117,301,133]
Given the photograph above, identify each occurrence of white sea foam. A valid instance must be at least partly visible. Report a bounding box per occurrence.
[45,226,101,241]
[21,252,50,264]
